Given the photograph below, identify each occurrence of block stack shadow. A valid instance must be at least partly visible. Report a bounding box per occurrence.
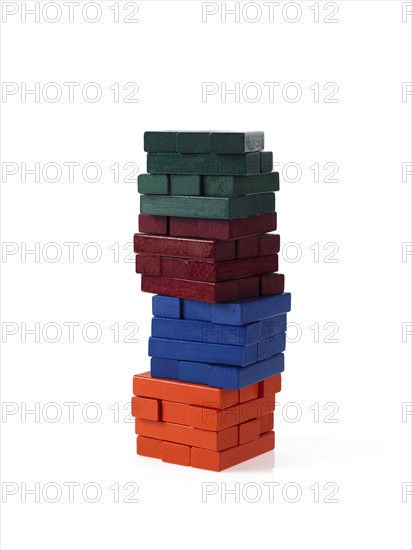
[131,131,291,471]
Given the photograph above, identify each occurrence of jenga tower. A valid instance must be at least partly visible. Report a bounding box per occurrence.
[132,131,291,471]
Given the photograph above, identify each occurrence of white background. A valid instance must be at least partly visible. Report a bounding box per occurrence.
[1,1,411,549]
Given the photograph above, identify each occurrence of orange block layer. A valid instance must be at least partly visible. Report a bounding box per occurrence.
[260,412,274,433]
[239,418,260,444]
[239,382,259,403]
[135,418,238,451]
[136,435,161,458]
[191,431,275,472]
[133,372,239,409]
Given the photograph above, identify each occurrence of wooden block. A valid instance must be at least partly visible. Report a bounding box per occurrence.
[135,418,238,451]
[147,152,261,176]
[133,372,239,409]
[161,441,190,466]
[170,175,202,196]
[259,412,274,434]
[131,396,161,421]
[152,295,182,318]
[176,132,210,153]
[142,275,260,303]
[191,431,275,471]
[239,383,259,403]
[151,317,264,346]
[260,273,285,296]
[188,395,275,431]
[203,172,279,197]
[259,374,282,397]
[136,435,162,459]
[239,418,260,444]
[140,193,275,220]
[260,151,273,173]
[259,234,280,256]
[160,255,278,283]
[161,400,189,424]
[135,254,162,275]
[237,235,260,258]
[182,293,291,325]
[169,212,276,240]
[151,354,285,390]
[138,214,168,235]
[138,174,169,195]
[209,132,264,154]
[134,234,235,260]
[144,131,177,153]
[257,333,286,361]
[149,337,258,367]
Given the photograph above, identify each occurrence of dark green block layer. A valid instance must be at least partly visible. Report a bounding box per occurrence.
[137,174,169,194]
[170,175,202,196]
[147,152,261,176]
[140,193,275,220]
[203,172,279,197]
[260,151,273,173]
[176,132,210,154]
[144,132,177,153]
[210,132,264,154]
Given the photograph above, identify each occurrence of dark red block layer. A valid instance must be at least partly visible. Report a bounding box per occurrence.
[261,273,285,295]
[134,234,236,261]
[138,214,168,235]
[169,213,277,240]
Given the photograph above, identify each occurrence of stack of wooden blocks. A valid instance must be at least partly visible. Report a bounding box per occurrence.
[132,131,291,471]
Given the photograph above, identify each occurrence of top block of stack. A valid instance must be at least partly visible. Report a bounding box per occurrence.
[144,131,272,176]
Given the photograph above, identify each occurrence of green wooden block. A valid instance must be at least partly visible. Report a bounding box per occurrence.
[138,174,169,195]
[209,132,264,154]
[144,131,177,153]
[203,172,279,197]
[170,175,202,196]
[140,193,275,220]
[260,151,273,173]
[147,152,261,176]
[176,132,210,153]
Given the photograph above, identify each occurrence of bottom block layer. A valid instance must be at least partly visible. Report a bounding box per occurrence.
[136,431,275,471]
[151,353,285,389]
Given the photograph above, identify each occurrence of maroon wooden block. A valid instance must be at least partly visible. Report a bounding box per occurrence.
[135,255,162,275]
[141,275,261,303]
[260,273,285,296]
[161,255,278,283]
[237,235,260,259]
[138,214,168,235]
[134,234,236,261]
[259,234,280,256]
[169,213,277,241]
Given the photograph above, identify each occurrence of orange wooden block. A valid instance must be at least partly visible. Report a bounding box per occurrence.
[259,374,282,397]
[131,396,161,421]
[189,395,275,431]
[239,383,259,403]
[239,418,260,444]
[161,401,189,424]
[259,412,274,434]
[161,441,190,466]
[136,435,162,459]
[191,431,275,472]
[133,372,238,409]
[135,418,238,451]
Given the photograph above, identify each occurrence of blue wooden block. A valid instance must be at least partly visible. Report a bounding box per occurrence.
[148,337,258,367]
[152,295,182,319]
[258,333,286,361]
[209,354,284,389]
[260,314,287,339]
[181,293,291,326]
[151,317,264,346]
[150,354,285,390]
[150,357,180,379]
[178,361,209,385]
